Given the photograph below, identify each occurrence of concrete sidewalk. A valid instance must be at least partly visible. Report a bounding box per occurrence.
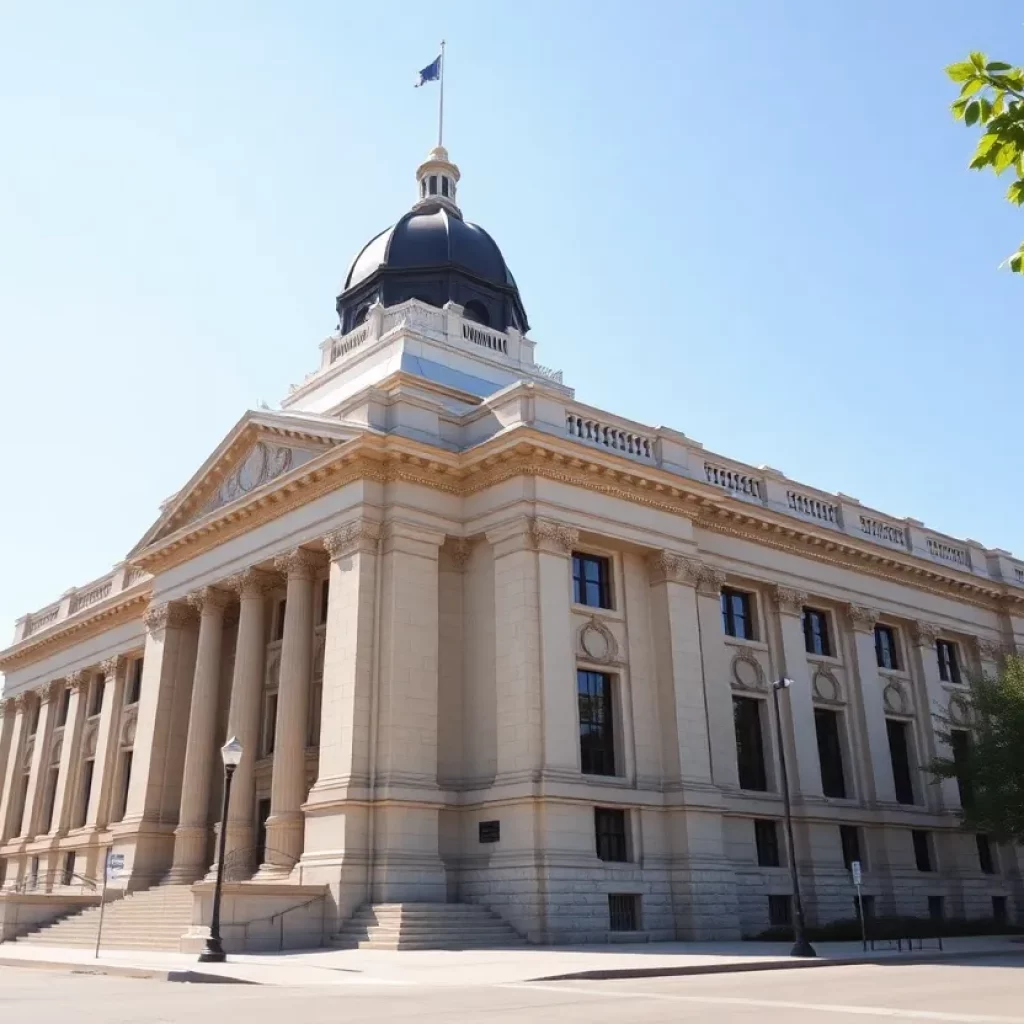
[0,935,1020,986]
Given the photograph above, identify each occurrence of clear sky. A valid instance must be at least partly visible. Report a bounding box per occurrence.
[2,1,1022,637]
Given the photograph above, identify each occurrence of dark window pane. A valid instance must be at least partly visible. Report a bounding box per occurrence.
[579,671,615,776]
[912,830,933,872]
[275,598,287,642]
[734,696,768,791]
[840,825,861,869]
[875,626,899,671]
[608,893,639,931]
[928,895,944,921]
[754,819,780,867]
[320,579,330,625]
[77,760,94,829]
[768,895,792,927]
[803,608,831,657]
[127,659,144,705]
[976,834,996,874]
[118,750,133,821]
[57,687,71,727]
[572,553,611,609]
[722,588,754,639]
[950,730,972,806]
[887,719,915,805]
[815,708,847,798]
[595,808,628,862]
[937,640,961,684]
[90,676,105,717]
[62,850,75,886]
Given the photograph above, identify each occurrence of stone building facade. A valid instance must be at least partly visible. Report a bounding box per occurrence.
[0,148,1022,947]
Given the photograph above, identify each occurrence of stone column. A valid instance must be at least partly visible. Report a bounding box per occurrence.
[847,605,897,804]
[259,548,321,878]
[169,586,230,883]
[85,657,125,828]
[50,671,90,835]
[301,519,379,918]
[0,697,22,843]
[217,569,272,879]
[911,621,961,813]
[773,587,825,800]
[22,682,59,838]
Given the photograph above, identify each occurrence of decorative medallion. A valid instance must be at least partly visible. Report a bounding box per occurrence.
[579,616,618,664]
[812,666,842,704]
[121,707,138,747]
[83,722,99,758]
[883,680,908,715]
[731,651,766,691]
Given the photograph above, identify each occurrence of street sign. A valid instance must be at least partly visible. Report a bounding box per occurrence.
[106,853,124,882]
[851,860,862,885]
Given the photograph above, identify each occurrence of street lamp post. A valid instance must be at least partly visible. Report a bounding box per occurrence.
[198,736,243,964]
[771,679,816,958]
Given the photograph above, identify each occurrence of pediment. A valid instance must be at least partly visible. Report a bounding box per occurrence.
[130,410,362,555]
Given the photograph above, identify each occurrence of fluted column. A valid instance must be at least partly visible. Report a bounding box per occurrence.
[0,697,23,843]
[169,586,230,882]
[848,605,896,804]
[773,587,825,800]
[258,548,321,878]
[50,671,90,835]
[85,657,125,828]
[216,569,272,879]
[22,682,59,838]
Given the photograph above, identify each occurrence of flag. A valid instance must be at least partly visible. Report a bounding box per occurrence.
[415,54,441,87]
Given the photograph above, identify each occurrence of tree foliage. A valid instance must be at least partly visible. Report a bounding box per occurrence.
[929,654,1024,842]
[947,51,1024,272]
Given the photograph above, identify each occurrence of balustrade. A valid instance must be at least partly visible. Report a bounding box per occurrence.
[704,462,762,500]
[859,515,907,549]
[787,490,837,524]
[566,413,654,460]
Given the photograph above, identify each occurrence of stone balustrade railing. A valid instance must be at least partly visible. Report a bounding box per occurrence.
[462,321,508,355]
[566,413,654,460]
[858,514,908,550]
[787,489,838,525]
[927,537,971,569]
[704,461,763,500]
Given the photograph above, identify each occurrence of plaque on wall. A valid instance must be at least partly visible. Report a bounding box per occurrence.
[478,820,500,844]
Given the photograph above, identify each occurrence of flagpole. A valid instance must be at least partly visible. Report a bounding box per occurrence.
[438,39,446,147]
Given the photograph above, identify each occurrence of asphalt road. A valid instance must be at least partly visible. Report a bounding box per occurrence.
[2,955,1023,1023]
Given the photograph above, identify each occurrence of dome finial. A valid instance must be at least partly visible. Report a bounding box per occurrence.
[414,146,461,217]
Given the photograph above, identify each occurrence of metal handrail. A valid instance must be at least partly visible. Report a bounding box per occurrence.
[4,871,100,895]
[219,892,327,952]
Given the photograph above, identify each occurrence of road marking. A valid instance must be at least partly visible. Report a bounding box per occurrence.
[500,983,1024,1023]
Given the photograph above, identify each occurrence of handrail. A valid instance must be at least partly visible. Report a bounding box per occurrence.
[4,871,100,895]
[219,891,328,952]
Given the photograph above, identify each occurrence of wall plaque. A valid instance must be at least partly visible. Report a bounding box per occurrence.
[478,820,500,844]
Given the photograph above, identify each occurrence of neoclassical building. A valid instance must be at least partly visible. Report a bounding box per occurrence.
[0,147,1021,949]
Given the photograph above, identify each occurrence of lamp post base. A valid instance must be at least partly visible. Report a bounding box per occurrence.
[790,938,817,958]
[198,938,226,963]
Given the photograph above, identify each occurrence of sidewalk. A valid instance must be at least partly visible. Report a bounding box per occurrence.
[0,935,1020,986]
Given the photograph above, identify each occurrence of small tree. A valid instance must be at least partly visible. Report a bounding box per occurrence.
[947,52,1024,272]
[929,654,1024,842]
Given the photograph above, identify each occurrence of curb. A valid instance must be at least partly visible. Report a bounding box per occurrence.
[532,946,1024,982]
[0,957,254,985]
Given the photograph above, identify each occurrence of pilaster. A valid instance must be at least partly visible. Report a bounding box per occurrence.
[85,657,125,829]
[0,698,22,844]
[22,682,59,839]
[49,671,89,836]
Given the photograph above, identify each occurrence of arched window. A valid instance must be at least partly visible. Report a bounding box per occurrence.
[463,300,490,327]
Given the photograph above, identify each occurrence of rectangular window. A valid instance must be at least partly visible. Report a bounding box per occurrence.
[89,676,105,717]
[126,659,144,705]
[15,775,30,835]
[29,702,40,736]
[950,729,972,807]
[608,893,639,932]
[319,578,330,625]
[77,760,94,828]
[118,750,133,821]
[733,696,768,791]
[814,708,847,798]
[887,718,916,805]
[993,896,1008,924]
[928,895,944,921]
[802,607,831,656]
[977,834,996,874]
[595,808,628,863]
[262,693,278,756]
[274,598,287,642]
[256,798,272,861]
[840,825,861,869]
[875,625,899,671]
[572,553,612,609]
[768,894,792,927]
[57,686,71,727]
[912,829,933,872]
[721,588,755,639]
[43,768,60,834]
[62,851,75,887]
[578,670,616,776]
[936,639,961,684]
[754,819,780,867]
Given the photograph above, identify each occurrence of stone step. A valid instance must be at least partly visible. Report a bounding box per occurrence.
[338,938,526,950]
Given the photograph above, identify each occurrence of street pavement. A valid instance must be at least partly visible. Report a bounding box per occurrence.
[1,955,1023,1022]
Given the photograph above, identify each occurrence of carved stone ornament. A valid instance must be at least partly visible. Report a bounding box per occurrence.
[68,670,89,694]
[911,621,941,648]
[37,680,60,705]
[187,587,232,615]
[579,616,619,664]
[812,666,843,704]
[529,517,579,555]
[100,656,121,681]
[975,637,1004,663]
[198,440,298,519]
[731,651,766,691]
[848,604,880,633]
[323,519,380,561]
[449,539,472,573]
[83,722,99,758]
[695,565,727,597]
[121,707,138,747]
[224,568,277,601]
[274,547,325,580]
[647,551,703,588]
[774,586,809,617]
[883,680,909,716]
[14,691,34,713]
[144,602,194,634]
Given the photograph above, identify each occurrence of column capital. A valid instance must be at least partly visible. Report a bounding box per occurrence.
[274,547,327,581]
[646,550,702,587]
[848,604,880,633]
[14,691,34,713]
[529,516,579,555]
[144,601,195,634]
[1,696,15,718]
[67,670,90,694]
[911,620,941,648]
[323,518,380,561]
[99,655,122,681]
[223,568,277,600]
[186,586,232,615]
[37,679,61,705]
[773,586,809,617]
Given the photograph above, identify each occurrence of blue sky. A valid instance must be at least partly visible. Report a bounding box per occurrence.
[1,1,1022,636]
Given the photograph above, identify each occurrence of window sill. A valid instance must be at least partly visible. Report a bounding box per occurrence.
[572,602,621,621]
[724,636,769,653]
[580,773,632,787]
[808,653,844,668]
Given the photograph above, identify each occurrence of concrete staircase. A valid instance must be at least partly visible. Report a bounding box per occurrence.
[333,902,526,950]
[16,884,194,952]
